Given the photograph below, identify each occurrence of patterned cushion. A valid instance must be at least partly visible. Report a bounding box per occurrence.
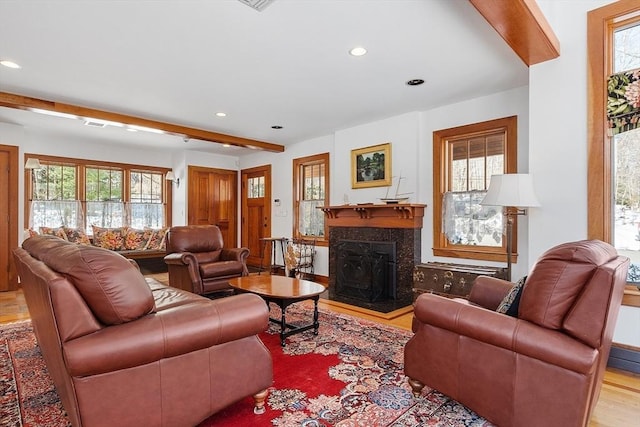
[92,225,128,250]
[39,226,68,240]
[496,275,527,317]
[124,228,154,250]
[144,227,168,250]
[63,227,91,245]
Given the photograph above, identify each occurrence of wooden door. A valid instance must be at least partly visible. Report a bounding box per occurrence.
[241,165,271,268]
[0,145,19,291]
[187,166,238,247]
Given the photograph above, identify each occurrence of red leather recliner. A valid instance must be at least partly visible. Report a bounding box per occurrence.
[404,240,630,427]
[14,235,272,427]
[164,225,249,296]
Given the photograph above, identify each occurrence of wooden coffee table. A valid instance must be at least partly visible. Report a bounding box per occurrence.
[228,275,326,346]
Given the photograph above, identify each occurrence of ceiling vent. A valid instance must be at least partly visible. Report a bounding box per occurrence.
[237,0,275,12]
[83,120,107,128]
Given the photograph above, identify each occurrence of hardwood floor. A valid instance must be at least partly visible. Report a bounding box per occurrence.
[2,277,639,426]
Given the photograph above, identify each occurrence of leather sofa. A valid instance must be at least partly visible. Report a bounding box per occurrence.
[13,234,272,427]
[164,225,249,296]
[404,240,629,427]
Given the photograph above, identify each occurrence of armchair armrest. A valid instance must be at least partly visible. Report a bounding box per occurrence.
[164,252,204,293]
[468,276,514,310]
[413,294,597,374]
[64,293,268,377]
[221,247,250,275]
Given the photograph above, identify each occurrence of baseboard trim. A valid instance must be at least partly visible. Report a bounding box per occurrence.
[608,344,640,374]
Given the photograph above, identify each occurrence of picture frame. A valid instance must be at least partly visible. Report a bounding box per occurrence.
[351,143,392,189]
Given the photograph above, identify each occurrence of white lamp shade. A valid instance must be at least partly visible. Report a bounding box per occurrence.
[25,158,42,169]
[480,174,540,208]
[166,171,176,181]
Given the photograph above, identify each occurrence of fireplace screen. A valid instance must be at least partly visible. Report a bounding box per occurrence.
[335,240,397,302]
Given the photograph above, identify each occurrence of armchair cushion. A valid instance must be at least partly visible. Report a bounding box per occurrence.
[200,260,245,277]
[22,235,154,325]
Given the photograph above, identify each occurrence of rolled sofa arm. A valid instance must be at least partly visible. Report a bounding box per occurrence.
[412,294,597,374]
[468,276,514,310]
[63,293,269,377]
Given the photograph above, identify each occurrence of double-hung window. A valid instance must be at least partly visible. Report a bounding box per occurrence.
[433,116,517,262]
[293,153,329,244]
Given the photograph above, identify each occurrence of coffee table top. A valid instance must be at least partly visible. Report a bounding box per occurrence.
[228,275,326,299]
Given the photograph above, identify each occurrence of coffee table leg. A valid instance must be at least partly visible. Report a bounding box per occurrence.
[280,303,287,347]
[313,296,319,335]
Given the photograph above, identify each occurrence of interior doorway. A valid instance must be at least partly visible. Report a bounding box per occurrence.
[241,165,271,269]
[187,166,238,247]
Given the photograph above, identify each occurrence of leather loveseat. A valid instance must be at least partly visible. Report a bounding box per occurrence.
[164,225,249,296]
[13,234,272,427]
[404,240,629,427]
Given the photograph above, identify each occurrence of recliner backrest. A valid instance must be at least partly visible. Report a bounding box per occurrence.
[519,240,621,334]
[166,225,224,255]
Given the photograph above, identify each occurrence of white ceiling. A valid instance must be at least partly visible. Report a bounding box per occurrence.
[0,0,528,156]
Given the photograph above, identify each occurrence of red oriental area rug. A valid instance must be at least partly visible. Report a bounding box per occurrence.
[0,306,492,427]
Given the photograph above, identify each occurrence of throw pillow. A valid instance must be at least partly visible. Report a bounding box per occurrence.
[124,228,154,250]
[496,275,527,317]
[144,227,168,250]
[91,225,128,250]
[39,226,68,240]
[63,227,91,245]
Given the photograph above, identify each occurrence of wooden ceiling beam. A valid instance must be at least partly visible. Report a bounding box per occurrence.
[469,0,560,66]
[0,91,285,153]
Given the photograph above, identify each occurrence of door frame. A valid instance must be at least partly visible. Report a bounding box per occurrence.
[1,144,19,291]
[241,165,272,267]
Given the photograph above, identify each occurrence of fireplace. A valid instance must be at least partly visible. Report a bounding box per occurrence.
[335,240,396,302]
[320,204,425,312]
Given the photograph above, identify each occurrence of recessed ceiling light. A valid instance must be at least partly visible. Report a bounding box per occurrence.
[0,60,21,69]
[349,47,367,57]
[271,125,283,129]
[215,112,227,117]
[406,79,425,86]
[222,143,231,148]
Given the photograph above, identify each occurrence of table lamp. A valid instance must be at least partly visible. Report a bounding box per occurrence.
[480,174,540,281]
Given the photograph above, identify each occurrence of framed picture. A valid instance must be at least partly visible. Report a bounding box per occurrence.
[351,143,392,189]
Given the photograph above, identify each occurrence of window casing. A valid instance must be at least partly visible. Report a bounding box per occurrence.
[25,154,171,233]
[433,116,517,261]
[293,153,329,244]
[588,1,640,304]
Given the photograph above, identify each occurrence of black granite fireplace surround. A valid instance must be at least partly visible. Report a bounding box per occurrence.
[328,227,420,312]
[320,204,425,313]
[335,239,397,302]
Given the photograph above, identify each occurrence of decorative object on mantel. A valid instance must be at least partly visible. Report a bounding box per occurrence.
[379,173,413,204]
[480,173,540,281]
[351,142,392,189]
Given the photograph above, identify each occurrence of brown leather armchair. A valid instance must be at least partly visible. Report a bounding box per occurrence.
[14,235,272,427]
[404,240,629,427]
[164,225,249,296]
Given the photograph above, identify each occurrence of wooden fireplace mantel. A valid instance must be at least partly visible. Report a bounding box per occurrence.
[319,204,426,229]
